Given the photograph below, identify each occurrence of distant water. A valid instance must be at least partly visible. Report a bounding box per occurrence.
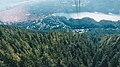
[52,12,120,22]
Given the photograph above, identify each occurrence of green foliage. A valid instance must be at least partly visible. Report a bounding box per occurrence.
[0,25,120,67]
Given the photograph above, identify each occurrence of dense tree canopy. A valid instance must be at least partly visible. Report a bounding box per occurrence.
[0,25,119,67]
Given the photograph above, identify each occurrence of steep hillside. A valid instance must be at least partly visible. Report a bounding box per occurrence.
[0,25,120,67]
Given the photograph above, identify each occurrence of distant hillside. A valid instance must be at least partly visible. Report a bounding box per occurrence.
[0,25,120,67]
[11,16,120,30]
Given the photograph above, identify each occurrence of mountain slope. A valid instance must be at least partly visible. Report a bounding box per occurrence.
[0,25,120,67]
[11,16,120,30]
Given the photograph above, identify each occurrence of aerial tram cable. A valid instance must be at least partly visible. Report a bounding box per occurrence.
[77,0,80,15]
[75,0,78,13]
[78,0,80,13]
[77,0,79,13]
[75,0,79,16]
